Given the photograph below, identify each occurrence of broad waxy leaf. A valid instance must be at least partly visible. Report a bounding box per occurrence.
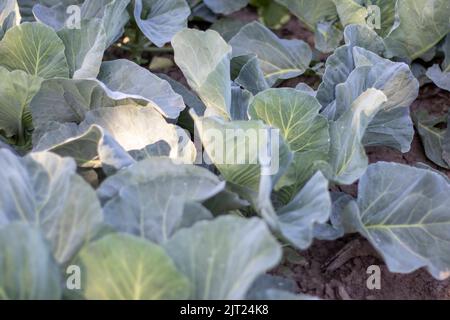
[318,27,418,153]
[57,19,107,79]
[81,0,130,46]
[314,21,344,54]
[251,0,291,30]
[32,0,83,30]
[327,48,419,152]
[188,1,217,23]
[127,140,172,160]
[34,122,102,164]
[30,78,116,137]
[0,223,61,300]
[81,105,195,161]
[203,0,248,14]
[203,187,249,214]
[98,158,223,243]
[98,60,186,119]
[230,22,312,87]
[276,171,332,249]
[164,216,282,299]
[192,114,289,192]
[313,192,351,241]
[384,0,450,60]
[0,0,20,39]
[0,150,103,263]
[231,54,269,95]
[324,88,387,184]
[0,0,19,24]
[74,233,190,300]
[31,64,186,138]
[342,162,450,280]
[134,0,190,48]
[248,88,330,197]
[274,0,337,31]
[414,111,449,169]
[34,123,135,171]
[192,111,293,229]
[0,22,69,78]
[157,73,207,115]
[34,105,196,167]
[34,0,130,46]
[97,157,219,202]
[0,67,42,146]
[333,0,367,27]
[317,24,385,108]
[426,64,450,92]
[210,18,247,42]
[333,0,396,37]
[173,29,232,119]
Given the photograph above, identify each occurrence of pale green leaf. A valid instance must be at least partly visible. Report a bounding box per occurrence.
[0,0,20,39]
[210,17,247,42]
[98,158,224,243]
[317,24,385,108]
[248,88,329,197]
[98,59,186,119]
[426,64,450,92]
[230,22,312,86]
[34,0,129,46]
[232,54,269,95]
[30,78,116,138]
[81,105,195,163]
[32,0,83,30]
[342,162,450,280]
[134,0,190,47]
[164,216,282,299]
[314,21,343,53]
[34,123,135,170]
[57,19,107,79]
[34,105,196,166]
[413,110,449,169]
[276,171,332,249]
[0,150,103,263]
[0,67,42,146]
[80,0,130,46]
[324,88,387,184]
[275,0,337,31]
[74,233,190,300]
[0,22,69,78]
[384,0,450,60]
[0,223,61,300]
[173,28,232,119]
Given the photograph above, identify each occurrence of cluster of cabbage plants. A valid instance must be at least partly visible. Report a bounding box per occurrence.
[0,0,450,300]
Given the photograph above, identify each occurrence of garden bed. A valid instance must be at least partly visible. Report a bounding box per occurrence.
[2,1,450,301]
[143,7,450,300]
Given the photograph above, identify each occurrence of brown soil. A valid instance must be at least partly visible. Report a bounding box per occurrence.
[279,235,450,300]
